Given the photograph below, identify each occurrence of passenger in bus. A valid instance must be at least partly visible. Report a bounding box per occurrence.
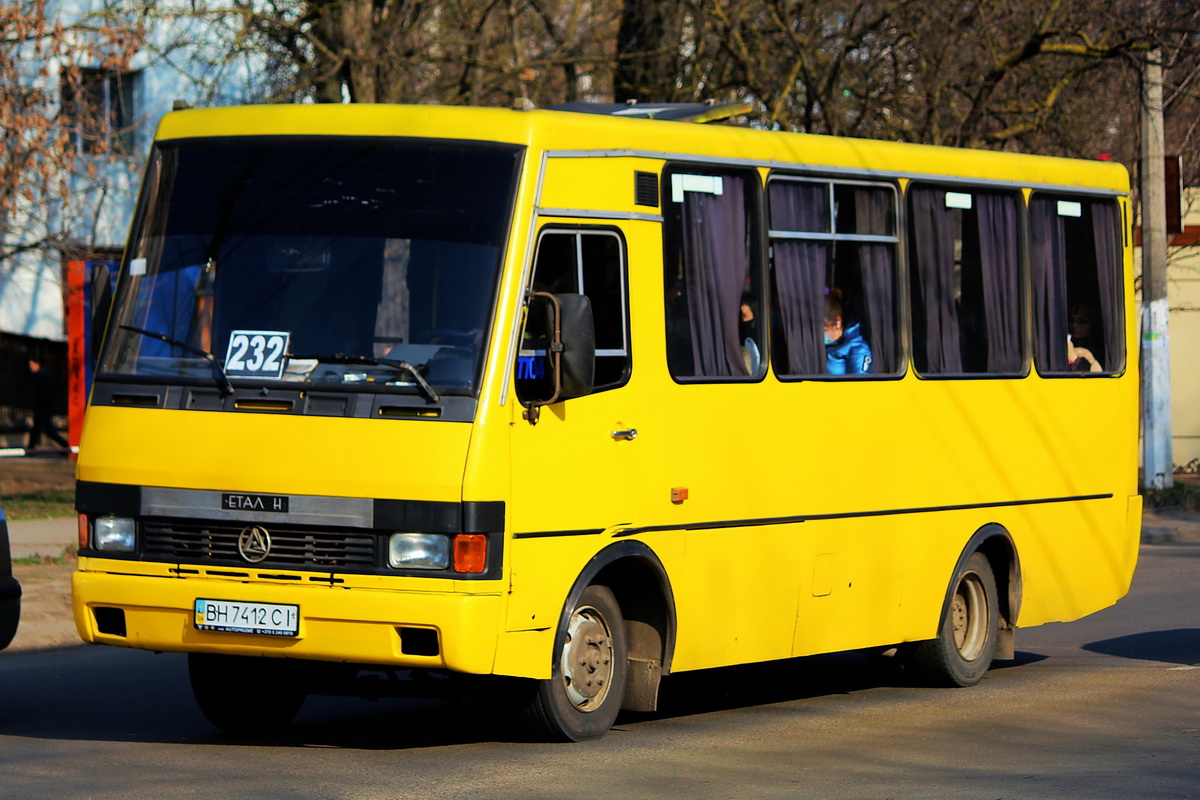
[1067,335,1101,372]
[1069,304,1096,350]
[739,293,762,374]
[1067,304,1102,372]
[824,289,873,375]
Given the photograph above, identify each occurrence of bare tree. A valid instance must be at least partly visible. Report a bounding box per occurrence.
[163,0,622,106]
[0,0,144,273]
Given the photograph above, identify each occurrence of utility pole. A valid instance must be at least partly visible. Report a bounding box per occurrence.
[1141,48,1174,491]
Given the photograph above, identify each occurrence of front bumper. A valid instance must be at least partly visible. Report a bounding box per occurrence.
[72,559,502,674]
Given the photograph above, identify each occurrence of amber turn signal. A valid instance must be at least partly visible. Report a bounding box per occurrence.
[453,534,487,573]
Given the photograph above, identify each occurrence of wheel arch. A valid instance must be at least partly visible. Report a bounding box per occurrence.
[942,523,1022,659]
[555,540,676,712]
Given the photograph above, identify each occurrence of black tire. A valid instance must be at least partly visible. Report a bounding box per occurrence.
[0,597,19,651]
[525,584,627,742]
[906,552,1000,687]
[188,653,306,734]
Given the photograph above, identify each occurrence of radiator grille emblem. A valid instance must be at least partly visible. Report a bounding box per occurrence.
[237,526,272,563]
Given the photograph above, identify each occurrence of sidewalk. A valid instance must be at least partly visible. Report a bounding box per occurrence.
[6,517,77,560]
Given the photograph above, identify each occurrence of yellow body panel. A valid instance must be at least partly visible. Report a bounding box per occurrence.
[78,407,470,500]
[73,559,501,673]
[73,103,1139,689]
[539,157,663,213]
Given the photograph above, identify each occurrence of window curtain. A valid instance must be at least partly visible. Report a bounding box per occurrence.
[769,182,827,375]
[910,189,962,373]
[1092,202,1122,371]
[679,175,750,377]
[854,188,896,374]
[1030,198,1068,370]
[975,193,1021,372]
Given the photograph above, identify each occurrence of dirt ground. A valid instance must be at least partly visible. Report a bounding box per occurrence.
[3,456,79,652]
[9,561,78,652]
[0,454,75,497]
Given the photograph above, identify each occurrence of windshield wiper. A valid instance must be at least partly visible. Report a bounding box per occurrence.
[119,324,234,395]
[293,353,441,404]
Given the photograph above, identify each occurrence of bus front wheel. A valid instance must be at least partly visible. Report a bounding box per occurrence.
[906,552,999,687]
[188,653,306,734]
[525,584,628,742]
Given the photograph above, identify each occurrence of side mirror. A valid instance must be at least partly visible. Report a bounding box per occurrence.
[519,291,595,423]
[89,263,114,366]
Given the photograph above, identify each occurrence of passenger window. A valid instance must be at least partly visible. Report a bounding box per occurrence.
[663,168,763,380]
[515,229,630,403]
[767,178,900,377]
[908,186,1022,375]
[1030,195,1123,374]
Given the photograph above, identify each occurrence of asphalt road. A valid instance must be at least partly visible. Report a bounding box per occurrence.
[1,542,1197,800]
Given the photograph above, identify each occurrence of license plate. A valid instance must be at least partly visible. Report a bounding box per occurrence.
[194,598,299,637]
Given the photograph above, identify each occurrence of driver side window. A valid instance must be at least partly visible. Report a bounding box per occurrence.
[515,228,630,403]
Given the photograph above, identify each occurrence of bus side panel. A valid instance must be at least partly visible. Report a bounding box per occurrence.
[1008,495,1139,627]
[503,537,598,633]
[668,523,803,671]
[791,514,948,658]
[634,375,1137,671]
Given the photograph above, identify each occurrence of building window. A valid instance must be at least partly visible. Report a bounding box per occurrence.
[61,68,140,155]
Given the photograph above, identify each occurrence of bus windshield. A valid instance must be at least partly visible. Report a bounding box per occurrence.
[100,137,522,397]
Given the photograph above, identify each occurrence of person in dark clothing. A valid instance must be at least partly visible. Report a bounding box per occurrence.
[26,358,69,451]
[825,290,873,375]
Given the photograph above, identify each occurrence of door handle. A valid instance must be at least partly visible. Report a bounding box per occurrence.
[611,428,638,441]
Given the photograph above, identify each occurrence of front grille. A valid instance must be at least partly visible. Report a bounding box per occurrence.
[142,518,378,571]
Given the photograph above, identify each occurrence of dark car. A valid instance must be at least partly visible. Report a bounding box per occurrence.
[0,501,20,650]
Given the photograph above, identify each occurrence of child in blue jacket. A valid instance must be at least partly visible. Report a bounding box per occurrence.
[824,290,873,375]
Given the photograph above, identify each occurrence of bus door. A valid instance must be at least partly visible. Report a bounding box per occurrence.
[506,226,635,631]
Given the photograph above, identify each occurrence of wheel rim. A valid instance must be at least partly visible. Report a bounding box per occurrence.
[560,604,616,712]
[950,571,989,661]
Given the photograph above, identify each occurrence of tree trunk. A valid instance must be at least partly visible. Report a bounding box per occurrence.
[614,0,684,103]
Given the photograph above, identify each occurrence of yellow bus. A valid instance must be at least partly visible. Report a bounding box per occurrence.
[72,102,1141,741]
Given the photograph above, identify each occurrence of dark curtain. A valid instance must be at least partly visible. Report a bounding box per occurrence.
[679,175,749,377]
[976,193,1021,372]
[1092,202,1122,371]
[854,188,896,374]
[1030,198,1068,370]
[769,182,827,375]
[910,189,962,373]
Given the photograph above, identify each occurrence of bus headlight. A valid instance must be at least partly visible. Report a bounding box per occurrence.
[388,533,450,570]
[94,516,137,552]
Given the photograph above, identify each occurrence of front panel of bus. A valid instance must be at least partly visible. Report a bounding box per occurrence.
[72,132,523,673]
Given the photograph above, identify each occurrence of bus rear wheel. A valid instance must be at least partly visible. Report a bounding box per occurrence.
[188,653,306,734]
[906,552,999,687]
[524,584,627,742]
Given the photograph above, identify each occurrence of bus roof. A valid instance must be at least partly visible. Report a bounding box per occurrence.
[153,103,1129,194]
